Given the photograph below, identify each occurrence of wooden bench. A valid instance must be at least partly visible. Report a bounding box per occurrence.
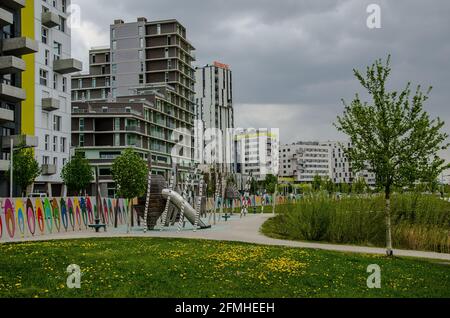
[88,219,107,232]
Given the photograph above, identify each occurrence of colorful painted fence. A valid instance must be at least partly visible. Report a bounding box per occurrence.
[204,195,297,211]
[0,197,130,241]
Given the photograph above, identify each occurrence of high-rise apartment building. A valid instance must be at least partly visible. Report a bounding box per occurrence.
[195,61,234,172]
[0,0,39,196]
[71,18,197,186]
[21,0,82,195]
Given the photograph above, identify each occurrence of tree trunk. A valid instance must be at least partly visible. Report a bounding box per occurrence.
[385,188,394,257]
[130,200,134,227]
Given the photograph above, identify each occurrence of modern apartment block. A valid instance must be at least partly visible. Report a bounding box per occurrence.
[72,46,111,102]
[72,88,182,196]
[195,61,234,172]
[280,142,331,183]
[0,0,39,196]
[279,141,376,186]
[70,18,196,183]
[235,128,279,181]
[110,18,195,100]
[325,141,376,186]
[21,0,82,195]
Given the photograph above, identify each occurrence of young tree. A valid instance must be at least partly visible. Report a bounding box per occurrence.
[250,178,258,195]
[112,148,148,230]
[264,174,278,194]
[9,147,40,196]
[335,56,450,256]
[112,148,148,200]
[61,152,94,195]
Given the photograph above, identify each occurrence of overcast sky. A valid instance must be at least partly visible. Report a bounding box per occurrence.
[71,0,450,178]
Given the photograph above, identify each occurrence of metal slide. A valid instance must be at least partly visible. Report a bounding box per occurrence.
[161,189,211,229]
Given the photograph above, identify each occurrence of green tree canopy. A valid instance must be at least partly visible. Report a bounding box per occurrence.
[9,147,40,196]
[335,56,450,256]
[111,148,148,199]
[61,152,94,194]
[264,174,278,194]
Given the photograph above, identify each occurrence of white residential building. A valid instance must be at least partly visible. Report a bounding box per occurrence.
[25,0,82,195]
[280,142,331,183]
[326,141,376,186]
[195,62,234,172]
[235,128,279,181]
[279,140,376,186]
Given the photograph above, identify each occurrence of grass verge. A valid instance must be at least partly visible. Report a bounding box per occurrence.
[0,237,449,298]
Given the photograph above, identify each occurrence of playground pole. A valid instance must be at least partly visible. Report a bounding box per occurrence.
[272,176,279,215]
[143,155,152,233]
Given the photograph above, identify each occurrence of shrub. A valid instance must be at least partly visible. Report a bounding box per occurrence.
[263,193,450,253]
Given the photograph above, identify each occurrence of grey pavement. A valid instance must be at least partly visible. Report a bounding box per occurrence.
[2,213,450,261]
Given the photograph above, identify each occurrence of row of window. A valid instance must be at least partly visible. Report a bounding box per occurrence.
[44,135,67,153]
[42,155,67,168]
[43,0,68,13]
[76,77,110,89]
[40,68,67,92]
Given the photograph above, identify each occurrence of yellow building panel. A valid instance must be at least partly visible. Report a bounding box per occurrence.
[21,0,35,136]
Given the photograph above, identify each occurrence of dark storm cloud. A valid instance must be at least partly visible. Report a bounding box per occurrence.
[72,0,450,169]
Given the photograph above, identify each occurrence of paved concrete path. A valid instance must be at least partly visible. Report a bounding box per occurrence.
[2,213,450,261]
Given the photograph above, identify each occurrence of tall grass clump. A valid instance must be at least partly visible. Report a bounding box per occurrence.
[262,193,450,253]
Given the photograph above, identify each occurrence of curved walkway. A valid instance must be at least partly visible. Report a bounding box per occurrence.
[2,213,450,261]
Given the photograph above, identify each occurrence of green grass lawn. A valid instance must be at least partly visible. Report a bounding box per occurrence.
[0,238,449,298]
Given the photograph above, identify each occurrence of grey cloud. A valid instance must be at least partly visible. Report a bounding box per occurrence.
[72,0,450,167]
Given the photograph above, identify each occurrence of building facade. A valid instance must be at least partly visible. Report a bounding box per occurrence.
[71,18,196,185]
[72,90,182,196]
[72,46,111,102]
[195,62,234,172]
[280,142,331,183]
[279,140,376,186]
[22,0,82,195]
[325,141,376,186]
[235,128,279,181]
[0,0,39,196]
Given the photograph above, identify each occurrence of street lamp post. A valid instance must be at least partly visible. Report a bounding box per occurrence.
[10,138,13,198]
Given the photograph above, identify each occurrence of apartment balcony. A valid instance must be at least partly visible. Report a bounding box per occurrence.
[2,135,38,150]
[0,56,26,74]
[53,58,83,74]
[125,125,140,132]
[0,108,14,124]
[2,0,25,10]
[0,83,26,103]
[41,11,59,28]
[0,160,10,171]
[41,97,60,112]
[1,37,38,56]
[41,164,57,175]
[0,7,14,27]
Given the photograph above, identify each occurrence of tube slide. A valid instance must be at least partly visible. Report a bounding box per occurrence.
[161,189,211,229]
